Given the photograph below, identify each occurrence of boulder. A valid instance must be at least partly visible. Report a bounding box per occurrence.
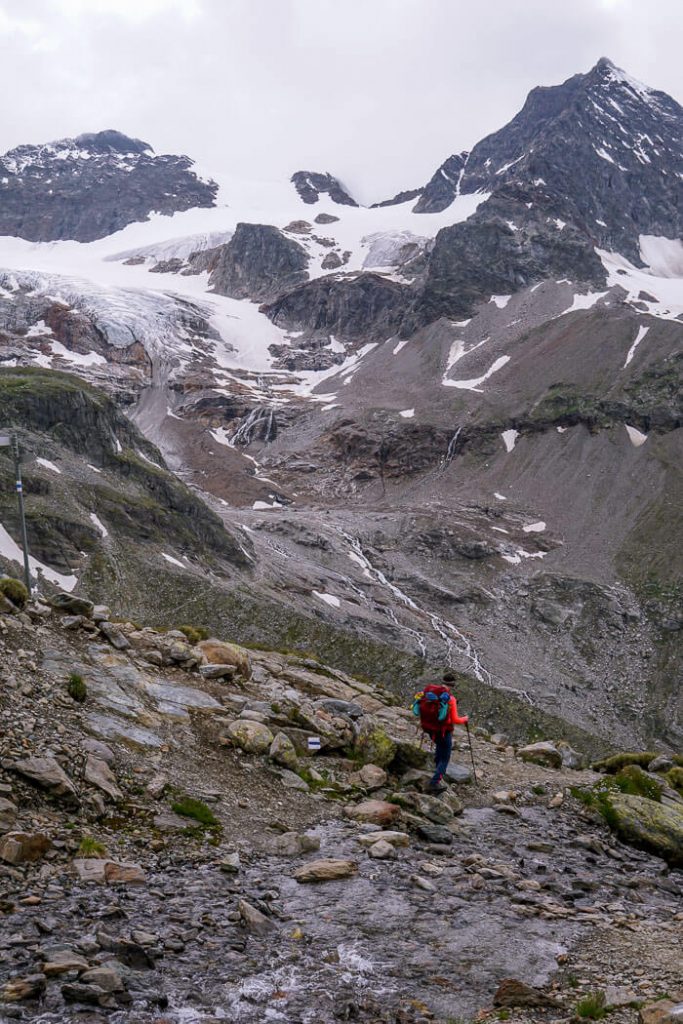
[12,756,78,800]
[238,898,275,934]
[2,974,46,1001]
[103,862,146,885]
[352,723,397,768]
[416,823,453,845]
[517,742,563,769]
[50,593,94,617]
[226,719,274,754]
[639,1001,683,1024]
[79,967,124,993]
[269,732,299,770]
[556,740,587,769]
[271,831,321,857]
[293,858,358,883]
[279,769,309,791]
[73,858,107,883]
[493,979,559,1008]
[358,764,387,790]
[0,831,51,865]
[199,663,236,680]
[218,852,240,874]
[198,639,251,679]
[390,736,429,773]
[41,950,89,976]
[603,792,683,866]
[356,830,410,848]
[648,755,675,774]
[0,797,18,833]
[343,800,401,827]
[84,755,122,801]
[98,621,131,650]
[445,762,472,784]
[368,839,396,859]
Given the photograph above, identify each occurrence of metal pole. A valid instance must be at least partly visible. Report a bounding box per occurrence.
[11,434,31,595]
[465,721,478,785]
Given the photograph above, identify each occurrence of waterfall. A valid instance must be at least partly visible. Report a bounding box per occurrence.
[230,406,277,447]
[445,426,462,464]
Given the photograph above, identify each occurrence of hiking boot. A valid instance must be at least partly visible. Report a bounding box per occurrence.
[425,779,447,794]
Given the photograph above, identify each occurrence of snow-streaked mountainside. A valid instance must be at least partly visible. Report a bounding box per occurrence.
[0,57,681,752]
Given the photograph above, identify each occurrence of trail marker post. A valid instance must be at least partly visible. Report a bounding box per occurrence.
[0,432,31,594]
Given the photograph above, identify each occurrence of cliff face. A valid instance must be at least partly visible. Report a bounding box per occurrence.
[208,223,309,302]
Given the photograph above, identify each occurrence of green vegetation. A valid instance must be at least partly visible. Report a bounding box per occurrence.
[593,751,683,773]
[0,576,29,609]
[666,766,683,795]
[77,835,107,858]
[67,672,88,703]
[177,624,211,644]
[171,795,220,828]
[496,1010,511,1021]
[575,992,607,1020]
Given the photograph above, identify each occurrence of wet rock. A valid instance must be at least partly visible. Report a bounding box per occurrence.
[367,839,397,860]
[11,755,78,799]
[271,831,321,857]
[416,823,453,845]
[517,741,563,769]
[98,621,131,650]
[269,731,299,769]
[343,800,401,827]
[356,830,410,848]
[198,639,252,679]
[84,754,122,801]
[2,974,46,1002]
[493,978,560,1008]
[50,593,94,617]
[0,831,51,865]
[293,859,358,883]
[238,898,275,934]
[227,719,274,754]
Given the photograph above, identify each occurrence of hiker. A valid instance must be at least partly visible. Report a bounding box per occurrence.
[412,671,469,793]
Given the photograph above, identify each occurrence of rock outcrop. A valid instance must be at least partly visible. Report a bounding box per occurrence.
[208,223,309,302]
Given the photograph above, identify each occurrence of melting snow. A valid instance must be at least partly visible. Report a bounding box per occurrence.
[89,513,108,538]
[639,235,683,278]
[490,294,511,309]
[0,521,77,590]
[313,591,341,608]
[445,354,510,392]
[625,424,647,447]
[494,493,507,501]
[36,457,61,474]
[392,339,409,355]
[26,320,52,337]
[252,500,282,510]
[399,408,415,418]
[161,552,185,568]
[598,248,683,322]
[501,429,519,453]
[623,324,650,367]
[523,521,546,533]
[87,464,102,473]
[51,340,107,367]
[557,426,567,433]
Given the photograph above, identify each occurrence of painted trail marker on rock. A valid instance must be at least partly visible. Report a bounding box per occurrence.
[307,737,321,752]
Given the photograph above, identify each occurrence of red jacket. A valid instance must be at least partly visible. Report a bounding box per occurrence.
[444,695,468,732]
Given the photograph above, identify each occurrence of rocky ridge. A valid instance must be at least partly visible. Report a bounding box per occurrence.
[0,130,217,242]
[0,583,681,1023]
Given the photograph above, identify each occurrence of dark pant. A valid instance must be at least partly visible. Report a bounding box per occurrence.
[431,731,452,784]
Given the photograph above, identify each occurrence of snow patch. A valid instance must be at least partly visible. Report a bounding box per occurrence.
[625,424,647,447]
[89,513,108,538]
[0,521,77,591]
[523,521,546,533]
[445,354,510,392]
[490,294,511,309]
[399,409,415,419]
[313,591,341,608]
[494,493,507,501]
[501,430,519,453]
[36,457,61,474]
[623,325,649,368]
[161,552,186,568]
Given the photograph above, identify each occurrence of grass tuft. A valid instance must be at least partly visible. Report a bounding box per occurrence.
[575,991,606,1020]
[0,577,28,609]
[171,796,220,828]
[78,835,107,858]
[67,672,87,703]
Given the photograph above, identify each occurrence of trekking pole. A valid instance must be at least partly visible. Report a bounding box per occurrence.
[465,722,478,785]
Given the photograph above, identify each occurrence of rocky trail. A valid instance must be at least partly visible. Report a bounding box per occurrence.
[0,587,681,1024]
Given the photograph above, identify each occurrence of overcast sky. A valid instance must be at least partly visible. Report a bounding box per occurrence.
[1,0,681,204]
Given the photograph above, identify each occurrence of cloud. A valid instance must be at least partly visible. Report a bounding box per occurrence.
[0,0,681,203]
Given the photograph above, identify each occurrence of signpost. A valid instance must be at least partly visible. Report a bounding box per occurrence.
[0,432,32,594]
